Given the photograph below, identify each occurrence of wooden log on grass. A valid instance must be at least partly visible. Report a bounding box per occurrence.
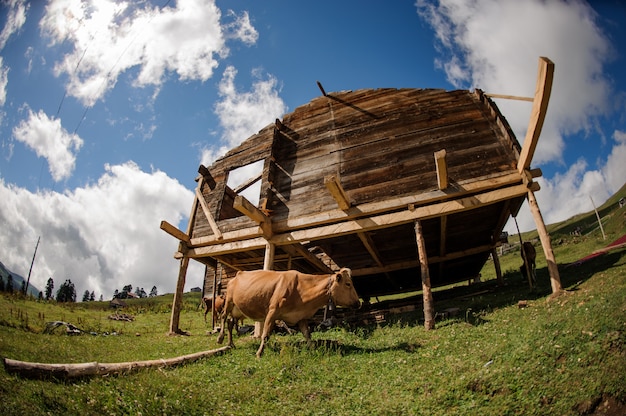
[3,346,231,380]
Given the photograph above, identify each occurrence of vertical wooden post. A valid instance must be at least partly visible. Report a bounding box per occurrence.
[491,248,504,286]
[254,241,276,337]
[169,253,189,335]
[527,190,562,293]
[211,264,219,330]
[415,220,435,330]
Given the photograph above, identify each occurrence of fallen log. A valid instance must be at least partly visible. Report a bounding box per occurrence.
[3,345,231,380]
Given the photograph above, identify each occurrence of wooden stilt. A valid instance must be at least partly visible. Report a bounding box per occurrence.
[211,263,218,330]
[527,190,562,293]
[169,253,189,335]
[254,241,276,337]
[491,248,504,286]
[415,220,435,330]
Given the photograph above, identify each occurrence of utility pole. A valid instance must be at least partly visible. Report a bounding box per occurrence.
[589,196,606,240]
[25,236,40,295]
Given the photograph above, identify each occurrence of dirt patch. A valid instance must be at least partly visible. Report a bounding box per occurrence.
[576,394,626,415]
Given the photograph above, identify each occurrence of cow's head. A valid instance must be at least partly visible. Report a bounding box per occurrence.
[330,267,361,309]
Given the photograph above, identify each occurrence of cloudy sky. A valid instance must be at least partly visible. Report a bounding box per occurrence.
[1,0,624,300]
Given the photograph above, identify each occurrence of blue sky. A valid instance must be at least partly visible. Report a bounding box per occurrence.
[1,0,625,300]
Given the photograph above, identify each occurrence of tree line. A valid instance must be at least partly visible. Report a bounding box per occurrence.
[1,276,158,303]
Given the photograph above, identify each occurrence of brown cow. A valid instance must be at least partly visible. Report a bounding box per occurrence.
[217,268,360,358]
[201,294,226,323]
[520,242,537,286]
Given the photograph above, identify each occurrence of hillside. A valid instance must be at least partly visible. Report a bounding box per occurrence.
[0,260,40,297]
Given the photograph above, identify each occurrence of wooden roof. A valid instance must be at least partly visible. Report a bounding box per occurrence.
[166,86,542,299]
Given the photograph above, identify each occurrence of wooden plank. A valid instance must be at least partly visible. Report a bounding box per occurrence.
[517,57,555,172]
[274,184,531,245]
[195,187,223,240]
[233,195,272,237]
[324,175,351,210]
[527,189,562,293]
[188,184,530,258]
[160,220,190,244]
[276,171,524,233]
[484,93,533,102]
[350,243,494,277]
[434,149,448,190]
[415,220,435,330]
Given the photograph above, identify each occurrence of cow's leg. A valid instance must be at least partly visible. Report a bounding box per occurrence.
[257,313,277,358]
[216,299,232,345]
[225,316,236,347]
[297,320,313,348]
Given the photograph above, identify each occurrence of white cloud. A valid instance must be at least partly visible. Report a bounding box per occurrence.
[0,0,28,49]
[0,162,200,300]
[416,0,623,232]
[39,0,256,106]
[0,57,8,107]
[215,66,287,146]
[416,0,612,165]
[224,9,258,45]
[199,66,287,167]
[12,108,83,181]
[603,130,626,192]
[0,0,29,107]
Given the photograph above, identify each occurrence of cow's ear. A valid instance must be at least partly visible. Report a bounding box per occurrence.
[337,268,351,282]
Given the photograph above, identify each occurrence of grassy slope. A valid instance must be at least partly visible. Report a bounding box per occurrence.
[0,186,624,415]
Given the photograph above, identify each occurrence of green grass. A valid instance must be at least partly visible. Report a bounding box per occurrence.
[1,188,625,415]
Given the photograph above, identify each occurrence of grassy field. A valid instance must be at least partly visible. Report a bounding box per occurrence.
[1,187,625,415]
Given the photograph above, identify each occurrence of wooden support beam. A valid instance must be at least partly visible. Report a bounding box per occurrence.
[198,164,216,189]
[317,80,327,96]
[256,242,275,337]
[491,247,504,286]
[285,244,333,273]
[187,184,534,257]
[195,187,223,240]
[434,150,448,190]
[233,173,262,194]
[324,175,351,210]
[234,194,273,238]
[484,93,534,102]
[517,57,555,173]
[186,171,526,247]
[415,220,435,330]
[160,220,190,244]
[168,176,203,335]
[169,255,190,335]
[527,189,563,293]
[357,232,384,267]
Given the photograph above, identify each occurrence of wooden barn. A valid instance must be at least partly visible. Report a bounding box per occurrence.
[161,57,562,333]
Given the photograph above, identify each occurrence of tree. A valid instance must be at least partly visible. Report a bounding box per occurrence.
[45,278,54,300]
[99,294,103,302]
[7,275,14,293]
[0,277,4,292]
[135,287,146,298]
[89,291,95,302]
[122,284,132,294]
[149,286,158,297]
[56,279,76,303]
[82,290,90,302]
[20,280,26,295]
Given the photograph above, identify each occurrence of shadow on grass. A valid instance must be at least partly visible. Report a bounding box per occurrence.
[349,250,625,330]
[265,338,422,356]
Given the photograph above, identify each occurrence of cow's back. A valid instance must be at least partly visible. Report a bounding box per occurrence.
[228,270,289,321]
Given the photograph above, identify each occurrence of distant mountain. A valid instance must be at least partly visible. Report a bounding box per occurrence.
[0,260,41,297]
